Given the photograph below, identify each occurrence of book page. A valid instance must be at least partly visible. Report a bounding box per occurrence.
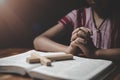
[0,50,68,75]
[28,56,114,80]
[0,50,41,75]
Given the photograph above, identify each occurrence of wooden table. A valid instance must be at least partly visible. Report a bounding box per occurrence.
[0,48,120,80]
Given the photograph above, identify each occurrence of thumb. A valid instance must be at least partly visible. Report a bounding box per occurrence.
[77,44,90,57]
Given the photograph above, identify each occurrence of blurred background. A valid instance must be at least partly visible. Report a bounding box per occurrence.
[0,0,86,48]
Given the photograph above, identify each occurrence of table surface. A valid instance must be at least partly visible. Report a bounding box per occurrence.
[0,48,120,80]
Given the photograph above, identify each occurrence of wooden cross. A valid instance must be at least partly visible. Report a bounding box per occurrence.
[26,53,73,66]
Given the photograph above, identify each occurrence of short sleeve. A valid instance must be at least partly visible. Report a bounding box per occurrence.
[58,10,78,28]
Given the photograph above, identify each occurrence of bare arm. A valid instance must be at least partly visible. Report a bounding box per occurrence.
[33,23,68,52]
[96,48,120,61]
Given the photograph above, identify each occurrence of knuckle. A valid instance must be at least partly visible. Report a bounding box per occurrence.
[79,27,93,36]
[78,38,87,44]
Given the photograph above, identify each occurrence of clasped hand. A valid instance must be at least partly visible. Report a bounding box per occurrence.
[67,27,98,58]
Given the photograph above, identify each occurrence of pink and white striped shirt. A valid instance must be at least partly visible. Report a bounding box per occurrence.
[59,7,113,49]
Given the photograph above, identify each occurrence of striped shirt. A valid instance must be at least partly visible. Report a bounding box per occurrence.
[59,7,112,49]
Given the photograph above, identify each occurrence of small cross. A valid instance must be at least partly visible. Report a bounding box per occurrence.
[26,53,73,66]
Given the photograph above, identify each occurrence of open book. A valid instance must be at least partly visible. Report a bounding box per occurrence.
[0,50,116,80]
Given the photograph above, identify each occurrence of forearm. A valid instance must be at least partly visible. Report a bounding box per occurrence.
[96,48,120,61]
[34,36,68,52]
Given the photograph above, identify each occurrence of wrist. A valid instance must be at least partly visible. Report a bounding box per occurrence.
[95,48,103,59]
[65,46,78,54]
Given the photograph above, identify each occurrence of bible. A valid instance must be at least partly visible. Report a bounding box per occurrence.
[0,50,116,80]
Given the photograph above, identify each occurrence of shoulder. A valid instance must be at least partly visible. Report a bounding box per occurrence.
[67,9,78,17]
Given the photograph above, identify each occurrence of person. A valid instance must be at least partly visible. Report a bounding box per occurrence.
[33,0,120,61]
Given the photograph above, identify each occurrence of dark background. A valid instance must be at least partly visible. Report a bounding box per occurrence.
[0,0,86,48]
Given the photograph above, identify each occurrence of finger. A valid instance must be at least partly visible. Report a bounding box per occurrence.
[80,27,93,36]
[72,28,80,35]
[86,28,93,35]
[77,30,88,39]
[75,37,87,45]
[72,38,90,56]
[76,43,89,57]
[70,40,77,47]
[71,33,78,41]
[71,27,92,41]
[71,29,88,41]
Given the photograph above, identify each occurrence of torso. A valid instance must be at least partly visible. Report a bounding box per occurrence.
[84,7,111,49]
[59,7,112,49]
